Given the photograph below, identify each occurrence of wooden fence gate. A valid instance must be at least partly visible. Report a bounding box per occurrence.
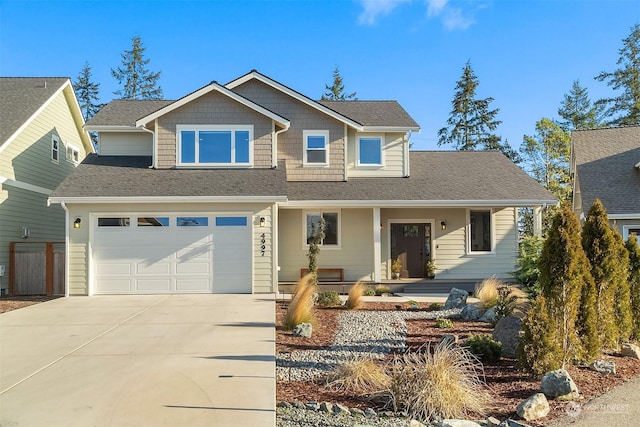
[9,242,65,295]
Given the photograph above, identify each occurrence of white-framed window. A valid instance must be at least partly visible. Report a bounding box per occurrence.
[623,225,640,241]
[467,209,494,253]
[66,144,79,164]
[357,134,383,166]
[303,130,329,166]
[51,135,59,163]
[304,210,340,247]
[177,125,253,166]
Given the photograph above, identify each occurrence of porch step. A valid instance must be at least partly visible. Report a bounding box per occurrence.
[402,280,479,294]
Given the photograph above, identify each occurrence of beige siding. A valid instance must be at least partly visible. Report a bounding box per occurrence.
[232,80,346,181]
[99,132,152,156]
[65,202,276,295]
[278,209,375,281]
[155,91,273,169]
[347,131,406,178]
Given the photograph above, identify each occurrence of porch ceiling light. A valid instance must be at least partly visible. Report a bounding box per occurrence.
[440,221,447,231]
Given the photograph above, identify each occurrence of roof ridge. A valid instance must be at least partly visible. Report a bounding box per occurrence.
[573,124,640,132]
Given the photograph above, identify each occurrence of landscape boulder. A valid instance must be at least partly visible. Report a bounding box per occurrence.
[621,342,640,359]
[479,306,497,323]
[516,393,550,421]
[437,420,482,427]
[589,359,616,374]
[293,323,312,338]
[444,287,469,309]
[492,316,522,358]
[461,304,481,321]
[540,369,579,399]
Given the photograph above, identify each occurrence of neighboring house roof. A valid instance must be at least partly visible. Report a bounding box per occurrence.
[572,126,640,217]
[49,154,288,202]
[86,100,174,128]
[0,77,91,150]
[286,151,557,207]
[319,100,420,131]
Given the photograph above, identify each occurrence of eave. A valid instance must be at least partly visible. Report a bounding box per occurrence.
[279,199,559,208]
[48,195,288,205]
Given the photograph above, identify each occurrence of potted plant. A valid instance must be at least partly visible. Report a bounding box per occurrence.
[391,257,402,279]
[425,259,436,279]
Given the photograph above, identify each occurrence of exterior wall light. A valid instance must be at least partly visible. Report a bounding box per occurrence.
[440,221,447,231]
[259,217,266,227]
[74,218,82,229]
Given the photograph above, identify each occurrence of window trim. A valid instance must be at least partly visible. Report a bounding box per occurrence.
[302,209,341,249]
[466,208,495,255]
[66,144,80,164]
[303,130,330,167]
[176,124,253,167]
[51,135,59,163]
[623,225,640,241]
[356,134,384,167]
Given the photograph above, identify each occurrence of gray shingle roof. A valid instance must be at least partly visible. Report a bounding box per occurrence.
[0,77,69,146]
[86,100,174,127]
[50,155,288,199]
[572,126,640,215]
[287,151,557,204]
[318,100,419,129]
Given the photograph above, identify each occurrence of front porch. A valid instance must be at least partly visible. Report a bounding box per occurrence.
[277,278,480,296]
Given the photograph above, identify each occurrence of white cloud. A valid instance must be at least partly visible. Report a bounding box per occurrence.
[442,7,475,30]
[426,0,449,17]
[357,0,412,25]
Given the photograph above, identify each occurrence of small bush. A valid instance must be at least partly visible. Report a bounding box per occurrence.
[492,285,526,325]
[474,278,501,310]
[375,285,391,296]
[465,335,502,363]
[283,274,316,330]
[324,355,390,393]
[385,342,491,422]
[317,290,341,307]
[512,235,544,297]
[346,281,366,310]
[435,318,454,329]
[364,286,376,296]
[428,302,442,311]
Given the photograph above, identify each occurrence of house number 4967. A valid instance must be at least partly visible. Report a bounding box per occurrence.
[260,233,266,256]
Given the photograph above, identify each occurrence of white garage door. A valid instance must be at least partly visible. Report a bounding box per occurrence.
[93,215,252,294]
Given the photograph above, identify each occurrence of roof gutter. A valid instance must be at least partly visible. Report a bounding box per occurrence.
[48,195,289,204]
[280,199,560,208]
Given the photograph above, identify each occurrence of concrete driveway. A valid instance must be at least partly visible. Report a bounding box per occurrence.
[0,294,275,427]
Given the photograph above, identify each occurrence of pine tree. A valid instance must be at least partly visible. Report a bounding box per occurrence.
[74,61,101,122]
[518,295,563,377]
[557,80,604,131]
[625,234,640,339]
[438,61,518,162]
[111,36,163,100]
[594,24,640,126]
[581,199,631,348]
[321,66,357,101]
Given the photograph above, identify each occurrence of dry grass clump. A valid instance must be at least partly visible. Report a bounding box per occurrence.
[346,281,366,310]
[283,274,316,330]
[474,278,501,310]
[324,355,390,393]
[384,342,491,423]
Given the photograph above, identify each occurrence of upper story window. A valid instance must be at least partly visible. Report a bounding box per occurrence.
[66,144,79,164]
[468,209,493,253]
[177,125,252,167]
[303,130,329,167]
[51,135,59,163]
[357,135,383,166]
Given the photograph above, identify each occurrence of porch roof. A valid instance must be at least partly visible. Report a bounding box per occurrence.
[286,151,557,207]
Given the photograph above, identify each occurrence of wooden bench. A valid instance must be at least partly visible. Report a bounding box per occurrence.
[300,268,344,282]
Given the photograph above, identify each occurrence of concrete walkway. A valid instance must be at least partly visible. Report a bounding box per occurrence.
[0,294,275,427]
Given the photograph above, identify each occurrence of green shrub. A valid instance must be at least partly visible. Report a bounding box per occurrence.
[435,318,454,329]
[465,335,502,363]
[492,285,521,326]
[626,235,640,339]
[375,285,391,296]
[512,235,544,297]
[428,302,441,311]
[364,286,376,296]
[317,290,341,307]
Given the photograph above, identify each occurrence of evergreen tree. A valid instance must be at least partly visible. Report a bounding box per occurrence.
[594,24,640,126]
[518,295,563,377]
[519,118,572,234]
[557,80,604,131]
[321,66,357,101]
[438,61,518,162]
[581,199,631,348]
[625,234,640,339]
[111,36,163,100]
[613,231,633,342]
[74,61,101,122]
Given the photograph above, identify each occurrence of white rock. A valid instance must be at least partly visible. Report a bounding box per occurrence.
[438,420,482,427]
[540,369,579,399]
[621,342,640,359]
[589,359,616,374]
[516,392,550,420]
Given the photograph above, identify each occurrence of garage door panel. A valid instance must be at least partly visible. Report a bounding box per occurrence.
[176,262,211,274]
[137,262,172,275]
[137,279,172,292]
[97,263,132,275]
[96,279,132,294]
[175,279,211,292]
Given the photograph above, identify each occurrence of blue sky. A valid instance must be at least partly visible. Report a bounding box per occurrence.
[1,0,637,150]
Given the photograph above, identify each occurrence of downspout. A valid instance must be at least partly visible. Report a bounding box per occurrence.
[404,131,412,177]
[140,121,157,169]
[273,124,289,168]
[61,202,70,297]
[343,124,348,181]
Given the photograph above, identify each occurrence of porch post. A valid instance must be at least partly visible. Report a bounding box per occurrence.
[373,207,381,282]
[533,206,543,237]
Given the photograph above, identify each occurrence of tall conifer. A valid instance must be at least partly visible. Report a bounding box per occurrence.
[625,235,640,339]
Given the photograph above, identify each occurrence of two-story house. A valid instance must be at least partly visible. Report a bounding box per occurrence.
[0,77,93,295]
[49,70,556,296]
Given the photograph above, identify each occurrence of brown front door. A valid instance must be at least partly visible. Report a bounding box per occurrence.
[391,223,432,278]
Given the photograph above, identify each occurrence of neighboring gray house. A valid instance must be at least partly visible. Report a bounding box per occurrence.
[0,78,93,294]
[571,125,640,240]
[49,70,555,296]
